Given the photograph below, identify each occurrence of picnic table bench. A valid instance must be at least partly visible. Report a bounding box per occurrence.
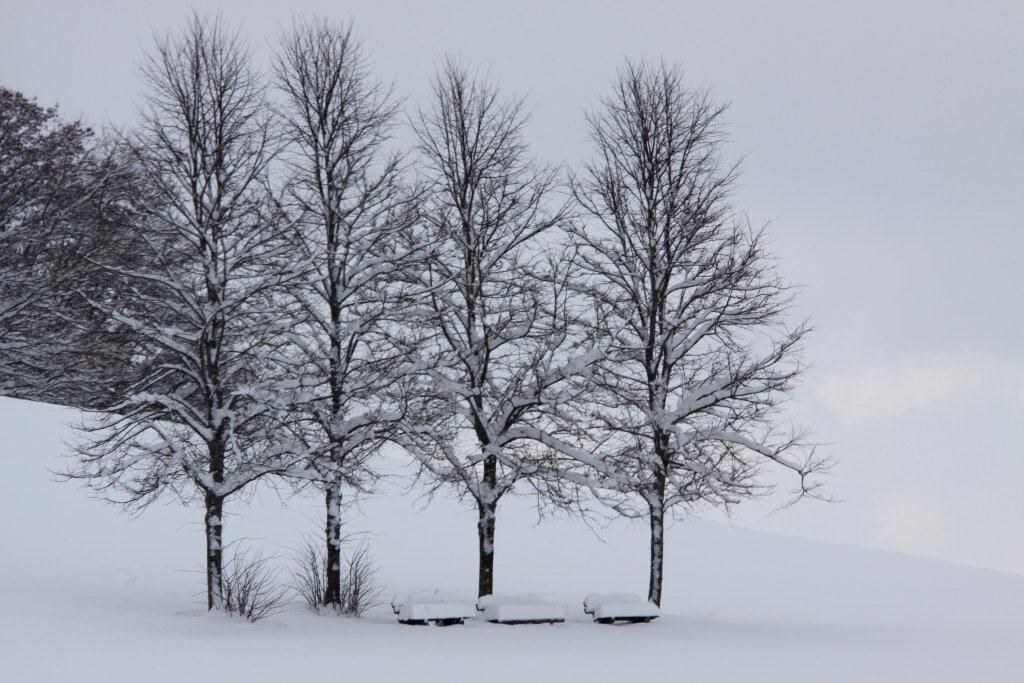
[477,595,566,625]
[392,590,477,626]
[583,593,660,624]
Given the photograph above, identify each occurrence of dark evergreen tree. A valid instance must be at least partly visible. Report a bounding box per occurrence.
[0,87,141,407]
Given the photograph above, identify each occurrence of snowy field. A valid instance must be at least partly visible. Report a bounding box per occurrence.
[1,396,1022,682]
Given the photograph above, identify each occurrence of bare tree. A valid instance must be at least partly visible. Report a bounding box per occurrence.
[407,59,601,598]
[274,17,427,611]
[67,15,297,611]
[570,61,826,606]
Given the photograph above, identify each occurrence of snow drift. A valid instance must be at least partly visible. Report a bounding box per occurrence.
[1,396,1022,682]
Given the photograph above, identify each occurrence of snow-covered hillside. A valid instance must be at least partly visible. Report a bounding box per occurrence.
[1,396,1021,681]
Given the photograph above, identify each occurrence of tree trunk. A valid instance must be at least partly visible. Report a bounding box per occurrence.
[323,483,343,608]
[647,502,665,607]
[477,499,496,598]
[204,491,225,611]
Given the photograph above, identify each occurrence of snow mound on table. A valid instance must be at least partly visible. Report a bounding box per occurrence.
[478,595,566,623]
[398,601,477,622]
[583,593,644,613]
[583,593,660,620]
[391,589,470,613]
[394,589,476,621]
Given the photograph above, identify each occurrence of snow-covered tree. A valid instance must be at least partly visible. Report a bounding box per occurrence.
[0,88,140,407]
[407,59,601,598]
[68,15,297,611]
[569,61,826,606]
[274,17,426,611]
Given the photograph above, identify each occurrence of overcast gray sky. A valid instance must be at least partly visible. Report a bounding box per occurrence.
[3,0,1022,574]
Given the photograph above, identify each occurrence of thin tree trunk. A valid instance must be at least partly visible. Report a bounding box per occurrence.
[648,434,669,606]
[324,483,343,608]
[204,491,225,611]
[647,502,665,607]
[477,499,496,598]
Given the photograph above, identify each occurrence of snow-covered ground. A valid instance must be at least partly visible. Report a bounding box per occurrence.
[1,396,1021,682]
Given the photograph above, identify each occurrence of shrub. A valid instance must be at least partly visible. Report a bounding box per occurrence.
[292,535,383,616]
[223,545,289,622]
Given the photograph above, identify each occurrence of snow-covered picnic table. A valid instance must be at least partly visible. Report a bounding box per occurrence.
[582,593,660,624]
[392,590,477,626]
[392,590,655,625]
[476,595,566,624]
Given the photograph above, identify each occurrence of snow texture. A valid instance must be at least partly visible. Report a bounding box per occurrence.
[392,589,455,613]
